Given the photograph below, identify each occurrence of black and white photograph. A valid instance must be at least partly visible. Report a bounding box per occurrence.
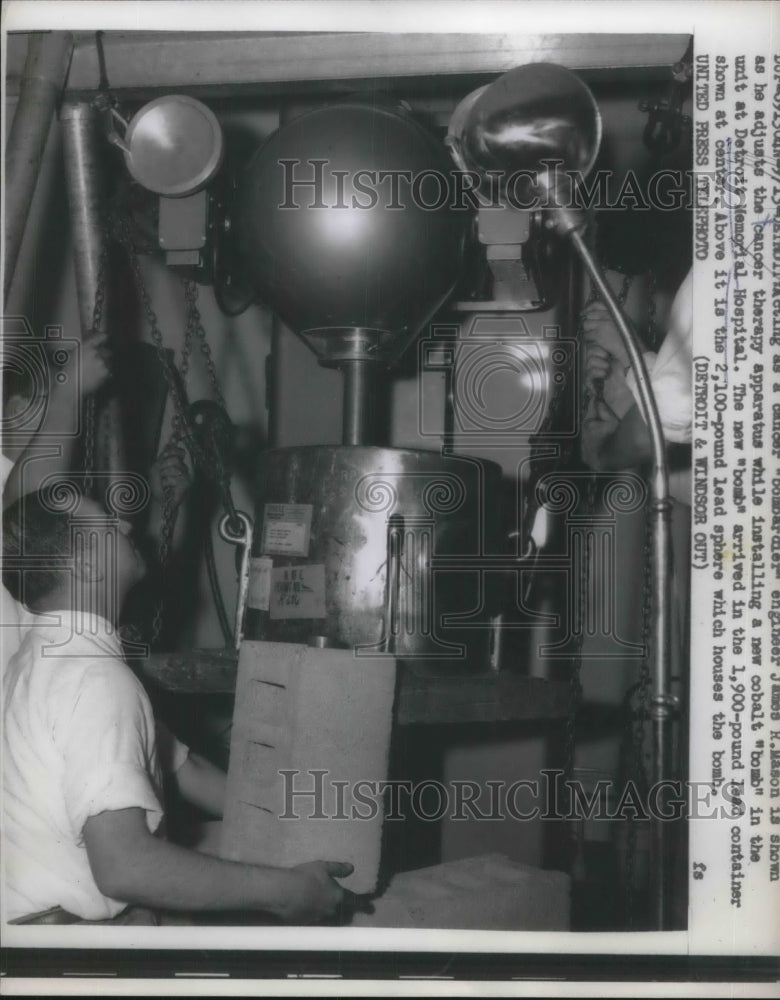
[1,1,778,995]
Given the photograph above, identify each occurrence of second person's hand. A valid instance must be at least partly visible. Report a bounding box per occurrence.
[581,301,631,372]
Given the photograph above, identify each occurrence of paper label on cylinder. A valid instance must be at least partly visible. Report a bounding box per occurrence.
[269,564,326,619]
[261,503,313,556]
[247,557,273,611]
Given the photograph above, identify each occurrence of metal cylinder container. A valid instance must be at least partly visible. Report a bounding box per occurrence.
[245,446,502,671]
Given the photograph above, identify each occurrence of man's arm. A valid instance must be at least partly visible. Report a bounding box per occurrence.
[173,751,226,818]
[83,807,352,922]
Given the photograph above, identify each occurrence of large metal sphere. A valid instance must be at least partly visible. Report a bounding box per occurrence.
[234,103,467,356]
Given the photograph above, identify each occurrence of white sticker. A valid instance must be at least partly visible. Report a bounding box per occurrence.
[247,557,273,611]
[261,503,313,557]
[269,564,326,620]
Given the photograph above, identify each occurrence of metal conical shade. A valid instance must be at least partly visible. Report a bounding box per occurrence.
[451,63,601,192]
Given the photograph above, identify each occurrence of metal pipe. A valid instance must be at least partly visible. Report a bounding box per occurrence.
[267,326,282,448]
[61,100,108,340]
[539,172,674,927]
[568,226,674,930]
[4,31,73,302]
[265,104,296,450]
[340,360,376,446]
[61,99,125,485]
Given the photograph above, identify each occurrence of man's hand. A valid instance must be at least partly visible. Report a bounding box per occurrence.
[581,301,631,376]
[580,395,620,471]
[584,340,613,389]
[282,861,355,924]
[149,444,191,512]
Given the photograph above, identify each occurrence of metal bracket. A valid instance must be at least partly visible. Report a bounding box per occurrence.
[218,510,253,651]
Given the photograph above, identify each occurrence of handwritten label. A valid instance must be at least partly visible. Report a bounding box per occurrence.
[269,564,326,620]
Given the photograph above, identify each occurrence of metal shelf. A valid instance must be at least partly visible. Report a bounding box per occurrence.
[138,648,570,725]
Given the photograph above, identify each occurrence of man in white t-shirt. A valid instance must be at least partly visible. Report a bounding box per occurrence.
[3,607,191,921]
[2,489,353,925]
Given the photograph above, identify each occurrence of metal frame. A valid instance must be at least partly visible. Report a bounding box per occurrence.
[6,31,691,98]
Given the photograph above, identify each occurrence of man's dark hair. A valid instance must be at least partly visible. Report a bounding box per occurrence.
[2,489,73,609]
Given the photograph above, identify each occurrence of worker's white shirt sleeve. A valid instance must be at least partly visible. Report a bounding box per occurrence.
[625,268,693,445]
[1,455,22,664]
[58,660,164,841]
[2,615,165,922]
[1,455,43,665]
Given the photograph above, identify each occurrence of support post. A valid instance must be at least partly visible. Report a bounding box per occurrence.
[340,359,377,446]
[4,31,73,302]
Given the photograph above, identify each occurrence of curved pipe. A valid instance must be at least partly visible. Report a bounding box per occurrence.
[566,216,674,931]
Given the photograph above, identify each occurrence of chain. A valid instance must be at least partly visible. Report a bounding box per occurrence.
[83,51,236,646]
[149,483,178,646]
[162,278,200,452]
[622,478,655,926]
[179,293,196,385]
[82,395,97,497]
[561,272,632,883]
[184,280,226,410]
[559,284,599,787]
[182,279,241,536]
[110,209,219,472]
[609,264,657,927]
[109,208,197,645]
[561,274,631,751]
[110,206,243,643]
[148,288,200,645]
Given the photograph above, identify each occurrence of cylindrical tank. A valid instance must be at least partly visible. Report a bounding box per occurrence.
[245,446,502,671]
